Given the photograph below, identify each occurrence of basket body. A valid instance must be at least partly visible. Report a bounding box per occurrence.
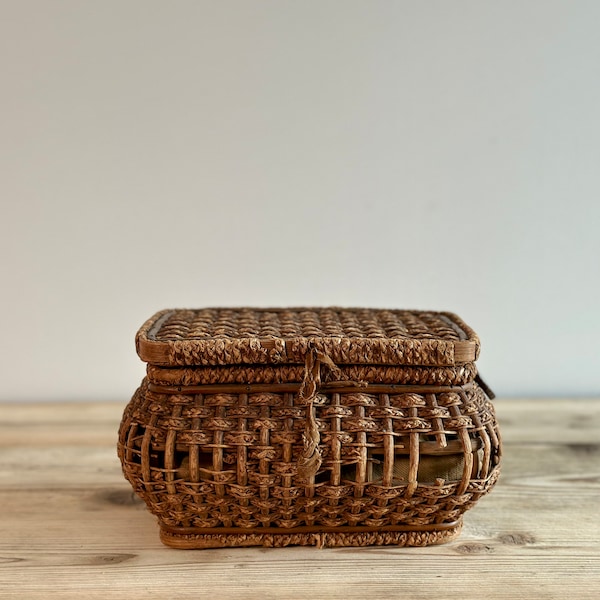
[118,308,501,549]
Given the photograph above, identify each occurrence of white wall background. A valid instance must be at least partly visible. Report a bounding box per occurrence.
[1,0,598,401]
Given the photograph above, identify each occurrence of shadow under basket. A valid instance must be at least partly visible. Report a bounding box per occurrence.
[118,308,501,549]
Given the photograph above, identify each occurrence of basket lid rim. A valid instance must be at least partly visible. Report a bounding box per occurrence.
[135,307,481,367]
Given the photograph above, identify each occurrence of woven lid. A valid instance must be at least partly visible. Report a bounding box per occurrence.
[136,308,480,368]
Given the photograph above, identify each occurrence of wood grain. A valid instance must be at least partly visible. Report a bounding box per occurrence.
[0,399,599,599]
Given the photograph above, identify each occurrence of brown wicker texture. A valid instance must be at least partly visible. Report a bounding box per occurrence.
[136,308,480,367]
[146,362,479,387]
[119,308,501,549]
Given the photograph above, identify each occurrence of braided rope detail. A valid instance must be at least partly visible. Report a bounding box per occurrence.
[159,526,462,549]
[296,350,366,479]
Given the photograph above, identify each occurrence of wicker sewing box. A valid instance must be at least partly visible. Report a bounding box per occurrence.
[118,308,501,549]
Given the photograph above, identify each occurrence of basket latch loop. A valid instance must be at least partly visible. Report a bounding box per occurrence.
[296,348,367,480]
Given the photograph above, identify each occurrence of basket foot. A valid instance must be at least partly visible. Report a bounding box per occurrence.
[159,522,463,549]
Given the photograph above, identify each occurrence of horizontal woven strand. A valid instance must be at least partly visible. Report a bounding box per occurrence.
[146,363,478,387]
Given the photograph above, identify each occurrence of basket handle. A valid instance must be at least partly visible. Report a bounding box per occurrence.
[475,373,496,399]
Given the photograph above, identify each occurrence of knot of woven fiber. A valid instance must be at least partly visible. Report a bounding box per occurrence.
[296,349,366,480]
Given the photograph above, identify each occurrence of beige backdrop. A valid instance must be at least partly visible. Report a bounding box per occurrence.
[1,1,598,401]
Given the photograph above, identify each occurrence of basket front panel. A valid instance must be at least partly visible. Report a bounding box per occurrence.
[118,381,500,532]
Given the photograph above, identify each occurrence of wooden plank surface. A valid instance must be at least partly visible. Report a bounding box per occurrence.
[0,398,599,600]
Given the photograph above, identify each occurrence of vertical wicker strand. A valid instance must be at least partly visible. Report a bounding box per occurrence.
[259,403,271,525]
[354,403,368,498]
[281,392,295,523]
[123,422,138,465]
[460,388,490,480]
[375,393,394,524]
[479,385,502,467]
[213,403,225,497]
[140,412,159,485]
[406,402,420,498]
[188,397,201,484]
[381,394,394,487]
[237,393,248,495]
[449,396,474,497]
[164,403,182,496]
[426,393,448,449]
[330,393,342,487]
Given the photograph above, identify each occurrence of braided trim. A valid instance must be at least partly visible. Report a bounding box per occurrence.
[296,350,367,479]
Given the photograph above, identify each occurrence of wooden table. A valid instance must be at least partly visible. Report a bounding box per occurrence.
[1,399,598,599]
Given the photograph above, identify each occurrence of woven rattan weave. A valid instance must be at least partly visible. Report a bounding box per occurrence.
[118,308,501,548]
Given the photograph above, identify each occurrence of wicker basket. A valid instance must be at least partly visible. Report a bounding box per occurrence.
[118,308,501,549]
